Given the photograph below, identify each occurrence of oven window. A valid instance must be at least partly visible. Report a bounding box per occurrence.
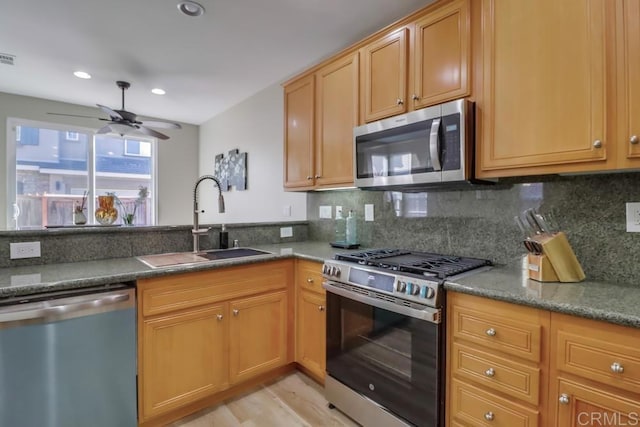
[326,292,442,427]
[355,121,436,179]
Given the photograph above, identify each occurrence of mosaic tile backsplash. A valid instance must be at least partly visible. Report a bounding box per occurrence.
[307,174,640,286]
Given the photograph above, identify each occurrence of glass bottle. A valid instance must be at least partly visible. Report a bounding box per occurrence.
[334,210,346,243]
[346,210,357,244]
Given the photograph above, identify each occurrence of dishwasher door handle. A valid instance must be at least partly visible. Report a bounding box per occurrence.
[0,290,133,326]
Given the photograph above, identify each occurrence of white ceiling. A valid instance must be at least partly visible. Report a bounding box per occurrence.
[0,0,431,125]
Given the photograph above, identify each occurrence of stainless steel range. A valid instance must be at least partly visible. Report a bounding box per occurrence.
[322,249,491,427]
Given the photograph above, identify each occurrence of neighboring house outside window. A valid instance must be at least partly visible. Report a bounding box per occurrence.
[7,119,157,229]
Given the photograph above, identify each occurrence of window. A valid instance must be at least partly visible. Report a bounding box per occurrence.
[7,118,157,229]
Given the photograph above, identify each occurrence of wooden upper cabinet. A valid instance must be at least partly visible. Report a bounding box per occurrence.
[413,0,470,108]
[284,75,315,189]
[315,52,359,187]
[619,0,640,167]
[477,0,612,177]
[361,28,408,122]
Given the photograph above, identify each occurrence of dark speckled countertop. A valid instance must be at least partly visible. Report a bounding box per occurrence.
[1,243,639,328]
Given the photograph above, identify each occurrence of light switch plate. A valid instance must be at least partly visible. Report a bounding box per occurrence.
[626,202,640,232]
[319,205,332,219]
[10,241,41,259]
[280,227,293,238]
[365,204,374,221]
[282,205,291,217]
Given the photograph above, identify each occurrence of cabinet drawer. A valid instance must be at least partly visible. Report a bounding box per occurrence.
[450,379,539,427]
[449,294,544,362]
[296,260,325,295]
[553,313,640,394]
[451,342,541,405]
[139,261,291,316]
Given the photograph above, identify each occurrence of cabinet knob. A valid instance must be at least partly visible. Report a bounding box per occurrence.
[233,309,239,316]
[306,176,313,180]
[314,174,321,179]
[412,94,420,101]
[484,412,494,421]
[631,135,639,145]
[593,139,603,148]
[216,314,223,321]
[610,362,625,374]
[485,368,495,377]
[559,394,570,405]
[318,305,325,311]
[396,98,404,105]
[307,278,314,283]
[485,328,496,337]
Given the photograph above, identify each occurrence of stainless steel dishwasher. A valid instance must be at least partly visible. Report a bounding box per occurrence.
[0,283,137,427]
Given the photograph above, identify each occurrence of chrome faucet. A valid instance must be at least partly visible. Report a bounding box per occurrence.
[192,175,225,252]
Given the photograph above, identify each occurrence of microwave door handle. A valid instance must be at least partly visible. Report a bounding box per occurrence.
[429,118,442,171]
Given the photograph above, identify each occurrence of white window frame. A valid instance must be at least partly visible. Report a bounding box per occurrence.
[6,117,158,229]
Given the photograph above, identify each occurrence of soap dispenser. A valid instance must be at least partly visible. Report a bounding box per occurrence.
[219,224,229,249]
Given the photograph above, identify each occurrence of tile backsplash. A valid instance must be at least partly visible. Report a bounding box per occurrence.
[308,173,640,285]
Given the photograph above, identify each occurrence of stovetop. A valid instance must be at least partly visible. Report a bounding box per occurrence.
[334,249,492,280]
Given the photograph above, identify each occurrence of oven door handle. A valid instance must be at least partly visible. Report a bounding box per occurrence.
[323,282,441,324]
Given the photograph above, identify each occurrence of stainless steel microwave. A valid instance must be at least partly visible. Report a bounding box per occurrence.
[354,99,490,191]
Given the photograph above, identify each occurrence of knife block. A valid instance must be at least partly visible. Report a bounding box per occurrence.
[531,232,585,283]
[527,253,559,282]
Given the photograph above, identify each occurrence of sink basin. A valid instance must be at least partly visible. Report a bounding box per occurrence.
[137,248,273,269]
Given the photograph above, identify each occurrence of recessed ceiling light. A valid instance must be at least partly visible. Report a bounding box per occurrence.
[177,1,205,17]
[73,71,91,79]
[151,88,166,95]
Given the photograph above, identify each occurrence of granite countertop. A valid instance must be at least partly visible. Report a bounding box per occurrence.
[1,242,639,328]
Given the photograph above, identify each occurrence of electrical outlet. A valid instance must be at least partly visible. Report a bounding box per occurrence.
[365,204,374,221]
[335,205,343,218]
[282,205,291,217]
[626,202,640,232]
[319,205,332,219]
[280,227,293,238]
[10,241,41,259]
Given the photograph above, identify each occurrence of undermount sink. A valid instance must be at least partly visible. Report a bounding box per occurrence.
[137,248,273,269]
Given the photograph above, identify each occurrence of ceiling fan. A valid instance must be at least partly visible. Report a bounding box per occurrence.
[48,81,181,140]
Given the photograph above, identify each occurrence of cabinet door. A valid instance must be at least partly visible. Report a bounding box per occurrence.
[361,28,408,122]
[229,291,288,384]
[315,52,359,187]
[478,0,610,177]
[413,0,470,108]
[554,377,640,427]
[284,75,315,189]
[139,305,228,421]
[620,0,640,166]
[296,289,326,381]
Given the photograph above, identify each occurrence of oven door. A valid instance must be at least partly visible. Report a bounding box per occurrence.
[324,282,444,427]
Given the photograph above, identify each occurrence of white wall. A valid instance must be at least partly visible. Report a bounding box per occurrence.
[0,92,199,228]
[198,83,307,224]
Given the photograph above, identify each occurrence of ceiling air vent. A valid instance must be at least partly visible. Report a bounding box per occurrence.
[0,53,15,66]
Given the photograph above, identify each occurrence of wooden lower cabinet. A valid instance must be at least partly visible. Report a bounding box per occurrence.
[294,260,326,383]
[448,292,640,427]
[229,291,288,384]
[137,261,293,425]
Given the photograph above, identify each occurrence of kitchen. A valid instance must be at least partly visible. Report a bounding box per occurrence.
[1,0,640,426]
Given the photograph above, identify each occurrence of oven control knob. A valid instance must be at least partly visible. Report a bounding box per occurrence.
[330,266,337,276]
[411,284,420,295]
[420,286,436,299]
[396,281,407,293]
[333,267,341,277]
[322,265,329,275]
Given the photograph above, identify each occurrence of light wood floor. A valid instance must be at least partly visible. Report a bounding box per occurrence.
[170,372,360,427]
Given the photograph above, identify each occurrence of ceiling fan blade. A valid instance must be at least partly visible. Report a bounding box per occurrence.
[97,104,123,120]
[47,112,107,120]
[138,120,182,130]
[135,125,170,140]
[96,125,113,134]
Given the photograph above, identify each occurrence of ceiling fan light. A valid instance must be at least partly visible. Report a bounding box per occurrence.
[73,71,91,79]
[177,1,205,17]
[151,88,166,95]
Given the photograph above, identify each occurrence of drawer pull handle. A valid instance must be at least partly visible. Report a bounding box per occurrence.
[610,362,625,374]
[485,328,496,337]
[307,278,314,283]
[485,368,495,377]
[233,309,239,316]
[216,314,223,321]
[559,394,570,405]
[484,411,494,421]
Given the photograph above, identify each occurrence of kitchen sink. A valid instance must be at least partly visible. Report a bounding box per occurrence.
[137,248,273,269]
